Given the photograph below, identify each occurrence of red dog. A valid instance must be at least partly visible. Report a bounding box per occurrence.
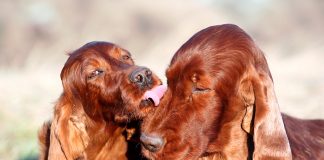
[38,41,166,160]
[140,24,324,159]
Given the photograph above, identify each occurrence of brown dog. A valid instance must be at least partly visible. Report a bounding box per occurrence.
[38,41,166,160]
[140,24,324,160]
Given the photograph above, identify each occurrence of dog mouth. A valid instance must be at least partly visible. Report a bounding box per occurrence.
[139,84,167,115]
[139,98,154,115]
[111,85,167,123]
[142,84,167,106]
[140,98,155,107]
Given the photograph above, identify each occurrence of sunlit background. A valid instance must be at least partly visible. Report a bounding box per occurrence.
[0,0,323,159]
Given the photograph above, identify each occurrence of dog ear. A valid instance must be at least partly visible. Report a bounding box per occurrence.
[239,79,255,134]
[48,101,89,160]
[240,67,292,159]
[60,61,86,101]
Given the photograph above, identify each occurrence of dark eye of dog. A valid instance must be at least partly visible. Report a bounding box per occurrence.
[122,55,130,60]
[192,81,211,94]
[192,87,211,94]
[87,69,104,79]
[190,73,211,94]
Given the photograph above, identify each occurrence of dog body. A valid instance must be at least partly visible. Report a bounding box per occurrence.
[283,114,324,160]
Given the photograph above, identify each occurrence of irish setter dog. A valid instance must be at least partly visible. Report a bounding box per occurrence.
[38,41,166,160]
[140,24,324,159]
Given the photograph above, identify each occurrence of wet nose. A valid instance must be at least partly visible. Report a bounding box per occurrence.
[140,133,164,152]
[129,67,153,88]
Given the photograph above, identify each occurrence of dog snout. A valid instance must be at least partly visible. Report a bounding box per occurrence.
[140,133,164,152]
[129,67,153,88]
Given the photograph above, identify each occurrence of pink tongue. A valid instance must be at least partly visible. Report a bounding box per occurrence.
[143,85,167,106]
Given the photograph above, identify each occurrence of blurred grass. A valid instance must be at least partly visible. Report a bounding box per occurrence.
[0,114,39,159]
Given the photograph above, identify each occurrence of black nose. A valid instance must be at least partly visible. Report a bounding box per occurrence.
[129,67,153,88]
[140,133,164,152]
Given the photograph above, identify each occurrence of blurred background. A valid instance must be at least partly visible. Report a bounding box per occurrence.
[0,0,323,159]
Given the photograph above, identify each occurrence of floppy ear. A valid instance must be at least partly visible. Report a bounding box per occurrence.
[47,62,90,159]
[48,100,89,160]
[240,67,292,159]
[240,79,255,134]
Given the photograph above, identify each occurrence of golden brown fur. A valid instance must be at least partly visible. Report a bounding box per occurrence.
[38,41,160,160]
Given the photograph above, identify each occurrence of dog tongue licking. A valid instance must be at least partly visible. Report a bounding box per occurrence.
[143,85,167,106]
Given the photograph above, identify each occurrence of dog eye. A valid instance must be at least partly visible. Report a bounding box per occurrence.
[122,55,131,60]
[192,87,211,94]
[87,69,104,79]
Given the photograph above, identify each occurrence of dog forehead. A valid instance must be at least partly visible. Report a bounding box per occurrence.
[79,48,131,72]
[109,46,131,58]
[82,57,110,72]
[167,55,208,80]
[80,41,130,60]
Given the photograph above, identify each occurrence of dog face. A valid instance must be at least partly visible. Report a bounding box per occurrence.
[61,41,163,122]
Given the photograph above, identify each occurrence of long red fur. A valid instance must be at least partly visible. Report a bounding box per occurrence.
[38,41,161,160]
[141,24,324,160]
